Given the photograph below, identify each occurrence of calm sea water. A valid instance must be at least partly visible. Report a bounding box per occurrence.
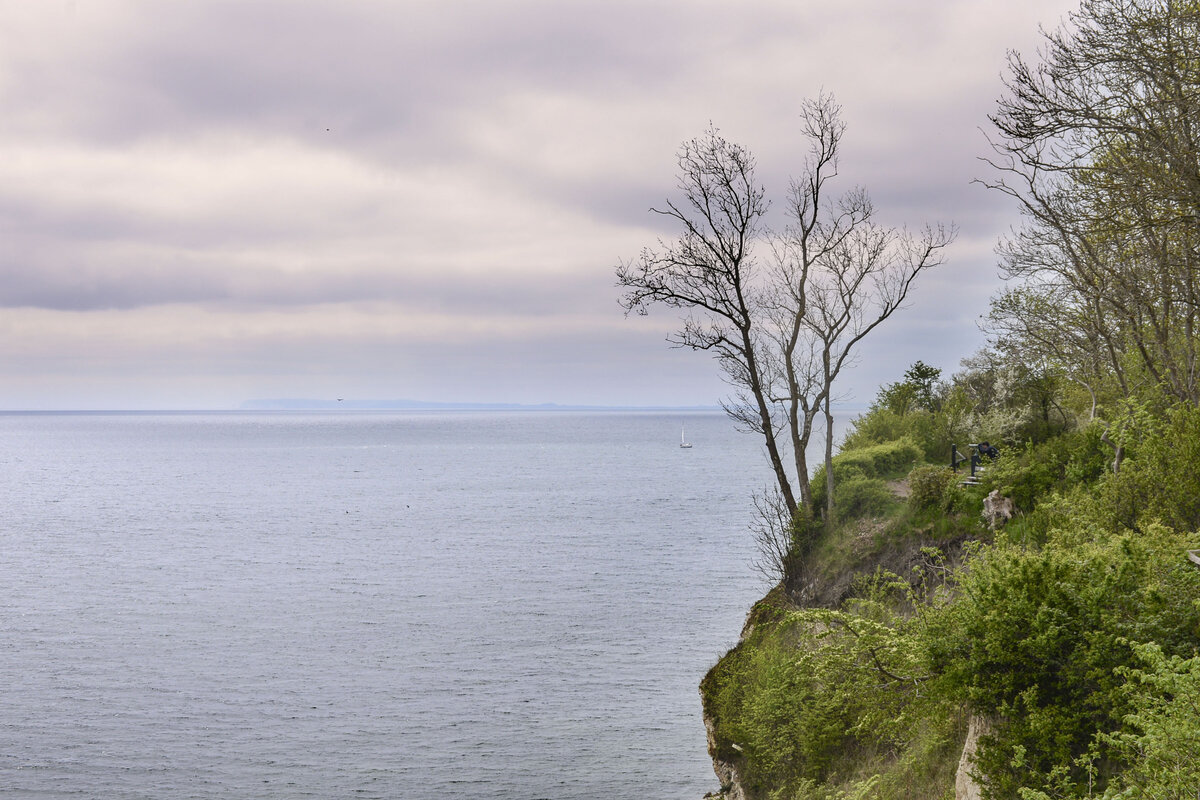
[0,411,777,799]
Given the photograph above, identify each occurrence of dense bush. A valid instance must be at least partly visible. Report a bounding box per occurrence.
[702,613,859,794]
[829,437,923,478]
[906,465,958,512]
[860,438,924,476]
[842,409,940,461]
[980,424,1110,512]
[1095,643,1200,799]
[841,392,1054,465]
[831,477,896,520]
[712,380,1200,800]
[701,588,957,800]
[1099,401,1200,534]
[926,524,1200,799]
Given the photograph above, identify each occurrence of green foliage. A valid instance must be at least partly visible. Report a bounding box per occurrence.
[904,361,943,411]
[834,438,923,478]
[834,478,895,519]
[842,408,937,459]
[906,465,958,512]
[980,424,1110,512]
[875,361,944,416]
[1063,422,1111,485]
[702,613,858,794]
[1099,400,1200,533]
[1097,643,1200,799]
[926,526,1200,799]
[893,463,985,541]
[843,376,1051,465]
[812,437,919,502]
[701,579,959,800]
[809,438,920,522]
[711,363,1200,800]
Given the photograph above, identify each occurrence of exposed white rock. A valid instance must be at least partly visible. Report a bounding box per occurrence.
[955,715,989,800]
[703,707,747,800]
[982,490,1015,530]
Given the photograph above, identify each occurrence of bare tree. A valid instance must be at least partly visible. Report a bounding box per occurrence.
[615,125,796,512]
[806,221,955,524]
[618,96,953,530]
[750,488,801,584]
[764,96,874,512]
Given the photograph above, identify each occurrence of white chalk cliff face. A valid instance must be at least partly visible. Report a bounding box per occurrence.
[955,716,989,800]
[703,707,747,800]
[702,704,989,799]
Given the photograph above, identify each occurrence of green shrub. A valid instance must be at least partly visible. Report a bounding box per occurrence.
[1063,423,1110,486]
[827,437,923,479]
[810,438,920,521]
[701,614,858,795]
[841,408,905,449]
[834,477,896,520]
[926,525,1200,798]
[1098,643,1200,798]
[907,465,957,512]
[1098,401,1200,534]
[858,438,924,476]
[702,600,948,800]
[980,425,1109,513]
[841,404,967,465]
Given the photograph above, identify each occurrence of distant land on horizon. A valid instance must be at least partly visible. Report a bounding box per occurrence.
[238,398,725,411]
[238,399,872,415]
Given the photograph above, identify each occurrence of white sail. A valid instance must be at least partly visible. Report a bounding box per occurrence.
[680,423,692,448]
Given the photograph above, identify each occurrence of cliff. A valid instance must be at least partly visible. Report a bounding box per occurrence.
[696,414,1200,798]
[697,529,974,800]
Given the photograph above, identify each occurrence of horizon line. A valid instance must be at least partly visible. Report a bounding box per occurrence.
[0,399,872,414]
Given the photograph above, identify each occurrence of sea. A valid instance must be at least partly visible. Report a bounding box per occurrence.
[0,410,788,799]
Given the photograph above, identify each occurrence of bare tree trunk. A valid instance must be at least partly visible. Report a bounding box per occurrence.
[744,332,797,515]
[823,396,836,525]
[1101,424,1125,475]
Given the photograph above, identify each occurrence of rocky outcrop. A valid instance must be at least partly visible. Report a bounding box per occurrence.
[982,490,1014,530]
[955,715,989,800]
[703,709,747,800]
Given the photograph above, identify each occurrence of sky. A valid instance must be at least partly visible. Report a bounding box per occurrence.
[0,0,1081,410]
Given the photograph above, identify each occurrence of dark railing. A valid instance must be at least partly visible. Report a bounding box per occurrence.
[950,443,982,484]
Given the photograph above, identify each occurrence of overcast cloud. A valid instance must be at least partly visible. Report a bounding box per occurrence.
[0,0,1078,409]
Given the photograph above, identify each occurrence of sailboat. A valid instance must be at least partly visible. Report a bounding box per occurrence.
[680,423,693,448]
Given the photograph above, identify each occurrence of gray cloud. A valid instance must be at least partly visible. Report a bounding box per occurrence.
[0,0,1080,408]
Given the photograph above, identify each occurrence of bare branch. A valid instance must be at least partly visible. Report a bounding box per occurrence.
[617,97,954,530]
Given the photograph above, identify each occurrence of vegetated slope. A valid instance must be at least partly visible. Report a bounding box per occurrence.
[701,383,1200,800]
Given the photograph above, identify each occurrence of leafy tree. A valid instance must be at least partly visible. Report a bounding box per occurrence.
[1099,643,1200,799]
[1098,396,1200,531]
[982,0,1200,407]
[876,361,943,416]
[904,361,943,412]
[956,348,1075,442]
[984,285,1115,421]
